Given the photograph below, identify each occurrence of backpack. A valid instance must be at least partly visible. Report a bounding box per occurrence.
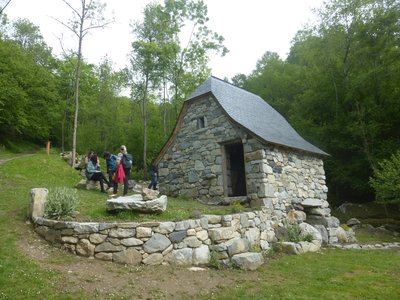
[121,153,133,170]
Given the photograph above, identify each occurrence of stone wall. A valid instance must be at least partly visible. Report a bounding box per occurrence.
[158,96,243,202]
[29,189,327,270]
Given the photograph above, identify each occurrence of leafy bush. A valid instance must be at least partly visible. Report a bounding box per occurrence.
[369,150,400,205]
[44,187,79,220]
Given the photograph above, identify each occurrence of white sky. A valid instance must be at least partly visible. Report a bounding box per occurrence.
[5,0,323,79]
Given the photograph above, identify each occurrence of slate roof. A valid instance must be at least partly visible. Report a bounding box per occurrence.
[187,76,328,156]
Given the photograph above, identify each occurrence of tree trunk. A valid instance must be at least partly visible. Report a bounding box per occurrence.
[71,13,84,167]
[143,74,149,180]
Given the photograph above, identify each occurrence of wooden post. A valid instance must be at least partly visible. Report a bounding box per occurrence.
[46,141,51,155]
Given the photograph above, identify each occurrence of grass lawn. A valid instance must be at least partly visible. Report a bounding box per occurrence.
[0,151,399,299]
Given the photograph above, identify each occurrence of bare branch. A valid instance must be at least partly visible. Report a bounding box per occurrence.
[0,0,12,15]
[60,0,82,19]
[50,16,80,39]
[83,20,113,32]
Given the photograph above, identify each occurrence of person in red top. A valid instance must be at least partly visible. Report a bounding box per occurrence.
[111,145,131,197]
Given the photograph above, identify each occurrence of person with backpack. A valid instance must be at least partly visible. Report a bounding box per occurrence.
[103,151,118,184]
[85,154,112,193]
[111,145,133,197]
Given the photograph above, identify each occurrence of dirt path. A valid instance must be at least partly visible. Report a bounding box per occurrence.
[0,153,35,165]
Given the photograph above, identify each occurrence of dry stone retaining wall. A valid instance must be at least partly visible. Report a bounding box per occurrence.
[29,188,324,269]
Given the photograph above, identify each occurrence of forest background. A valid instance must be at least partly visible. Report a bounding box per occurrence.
[0,0,399,207]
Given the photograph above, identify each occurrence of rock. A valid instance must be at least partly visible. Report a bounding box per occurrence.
[299,223,322,244]
[208,227,235,242]
[28,188,48,219]
[142,188,160,200]
[106,195,167,214]
[76,239,95,257]
[190,210,202,219]
[113,248,142,265]
[314,225,329,246]
[287,210,306,223]
[275,226,289,241]
[308,207,331,217]
[143,233,171,253]
[231,252,264,270]
[136,227,152,238]
[301,199,326,207]
[346,218,361,226]
[226,238,250,256]
[165,248,193,265]
[193,245,210,265]
[89,233,107,244]
[108,228,135,238]
[336,227,357,243]
[169,230,187,243]
[143,253,163,265]
[120,237,143,247]
[86,180,100,190]
[306,215,340,228]
[75,179,87,189]
[183,236,202,248]
[280,242,300,254]
[244,228,260,248]
[154,222,175,234]
[95,242,125,253]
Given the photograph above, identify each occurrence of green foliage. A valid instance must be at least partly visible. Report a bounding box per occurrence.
[44,187,79,220]
[208,248,221,269]
[369,150,400,205]
[285,223,302,243]
[237,0,400,205]
[284,223,314,243]
[229,200,243,213]
[341,224,351,231]
[302,233,314,242]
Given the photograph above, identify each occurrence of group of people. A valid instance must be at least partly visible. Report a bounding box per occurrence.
[85,145,133,196]
[85,145,157,196]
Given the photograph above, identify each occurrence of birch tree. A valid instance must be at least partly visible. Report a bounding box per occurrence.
[59,0,111,166]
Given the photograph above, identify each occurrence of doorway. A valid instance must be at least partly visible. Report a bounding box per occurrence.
[224,143,247,197]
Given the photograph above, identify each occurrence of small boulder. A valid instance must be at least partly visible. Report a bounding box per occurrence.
[231,252,264,270]
[346,218,361,227]
[142,187,160,201]
[106,194,167,214]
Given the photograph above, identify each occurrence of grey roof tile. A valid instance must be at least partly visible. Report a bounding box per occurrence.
[187,76,328,156]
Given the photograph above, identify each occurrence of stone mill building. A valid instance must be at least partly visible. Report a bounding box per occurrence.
[155,76,330,222]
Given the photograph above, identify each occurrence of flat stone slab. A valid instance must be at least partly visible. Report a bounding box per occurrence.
[106,194,167,214]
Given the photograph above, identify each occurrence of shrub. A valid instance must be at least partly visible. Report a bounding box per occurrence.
[286,223,301,243]
[209,248,221,269]
[369,150,400,205]
[302,233,314,242]
[285,223,315,243]
[229,200,243,213]
[44,187,78,220]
